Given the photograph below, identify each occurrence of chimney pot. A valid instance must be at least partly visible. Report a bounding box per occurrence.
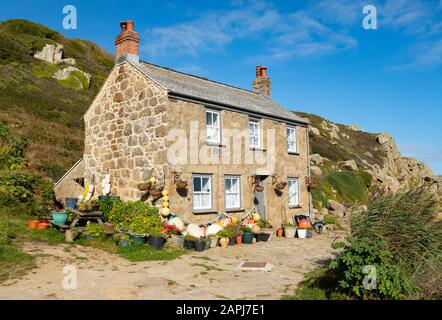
[252,65,271,96]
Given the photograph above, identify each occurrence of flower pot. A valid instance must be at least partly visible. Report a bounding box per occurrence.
[130,235,145,244]
[85,234,94,241]
[118,241,129,247]
[274,182,287,190]
[149,236,165,250]
[236,235,243,245]
[38,217,49,223]
[98,195,120,202]
[137,183,151,191]
[183,240,194,250]
[36,222,49,230]
[150,188,163,197]
[65,197,78,210]
[229,236,236,246]
[255,185,264,192]
[243,232,255,244]
[277,227,283,237]
[28,220,40,229]
[51,211,68,226]
[219,237,229,248]
[297,229,307,239]
[209,237,218,248]
[204,238,211,250]
[284,227,296,238]
[194,241,206,252]
[256,232,271,242]
[170,234,184,248]
[175,180,188,190]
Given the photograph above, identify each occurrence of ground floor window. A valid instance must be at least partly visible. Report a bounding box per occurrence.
[288,177,300,207]
[192,174,212,210]
[225,175,241,209]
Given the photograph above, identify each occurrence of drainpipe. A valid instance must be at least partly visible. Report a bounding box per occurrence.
[306,124,312,217]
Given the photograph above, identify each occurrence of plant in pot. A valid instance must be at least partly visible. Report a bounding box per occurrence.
[223,225,237,246]
[164,224,184,248]
[284,222,297,238]
[242,226,255,244]
[255,218,272,242]
[217,229,231,248]
[194,237,206,252]
[183,234,197,250]
[115,233,130,247]
[208,234,219,248]
[84,223,104,240]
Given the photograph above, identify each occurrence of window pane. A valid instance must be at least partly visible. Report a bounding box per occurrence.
[231,178,238,192]
[225,178,231,191]
[193,177,201,192]
[202,177,210,192]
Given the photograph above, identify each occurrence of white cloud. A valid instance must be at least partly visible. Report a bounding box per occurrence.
[141,1,357,62]
[390,39,442,70]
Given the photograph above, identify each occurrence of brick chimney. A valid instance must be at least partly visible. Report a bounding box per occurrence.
[115,20,140,64]
[252,66,271,97]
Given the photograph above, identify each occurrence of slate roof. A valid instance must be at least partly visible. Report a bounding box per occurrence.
[137,61,308,125]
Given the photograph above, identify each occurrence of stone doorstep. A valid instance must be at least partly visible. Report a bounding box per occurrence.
[238,261,273,272]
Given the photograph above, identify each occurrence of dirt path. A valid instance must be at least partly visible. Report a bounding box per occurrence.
[0,235,339,300]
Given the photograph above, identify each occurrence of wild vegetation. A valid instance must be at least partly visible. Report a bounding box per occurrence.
[0,19,113,181]
[287,189,442,300]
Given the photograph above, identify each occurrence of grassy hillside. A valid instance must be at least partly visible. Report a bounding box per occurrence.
[0,19,113,181]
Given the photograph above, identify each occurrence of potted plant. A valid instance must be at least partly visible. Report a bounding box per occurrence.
[255,218,272,242]
[84,223,104,240]
[274,181,287,191]
[297,228,308,239]
[203,237,211,250]
[183,234,197,249]
[217,230,231,248]
[175,179,188,190]
[208,235,219,248]
[117,233,130,247]
[242,226,254,244]
[194,238,206,252]
[103,223,115,237]
[165,224,184,248]
[255,185,264,192]
[284,222,297,238]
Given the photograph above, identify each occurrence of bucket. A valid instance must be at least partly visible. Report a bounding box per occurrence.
[243,233,255,244]
[284,227,297,238]
[65,197,78,210]
[148,236,165,250]
[297,229,307,239]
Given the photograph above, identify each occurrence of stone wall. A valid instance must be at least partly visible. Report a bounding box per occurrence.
[53,158,84,204]
[83,62,168,199]
[164,98,310,225]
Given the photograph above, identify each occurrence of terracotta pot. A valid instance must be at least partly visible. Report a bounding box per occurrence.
[219,237,229,248]
[235,235,243,245]
[36,222,49,230]
[277,227,283,237]
[175,180,188,189]
[28,220,40,229]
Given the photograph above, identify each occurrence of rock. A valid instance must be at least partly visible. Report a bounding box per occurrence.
[320,207,329,216]
[310,153,325,166]
[348,124,361,131]
[321,120,340,140]
[309,126,320,137]
[53,66,91,89]
[314,214,324,222]
[327,199,345,211]
[376,132,392,145]
[34,43,76,65]
[339,160,358,171]
[311,165,322,176]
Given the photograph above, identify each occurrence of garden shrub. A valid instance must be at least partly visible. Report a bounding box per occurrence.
[99,197,121,222]
[0,171,54,215]
[107,201,159,233]
[0,217,8,249]
[330,237,414,299]
[351,189,442,299]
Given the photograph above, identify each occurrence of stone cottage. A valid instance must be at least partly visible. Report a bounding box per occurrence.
[56,21,311,226]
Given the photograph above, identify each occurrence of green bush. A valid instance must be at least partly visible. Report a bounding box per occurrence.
[0,218,8,248]
[330,237,414,299]
[99,197,121,222]
[0,171,54,215]
[84,223,104,238]
[351,189,442,299]
[107,201,160,234]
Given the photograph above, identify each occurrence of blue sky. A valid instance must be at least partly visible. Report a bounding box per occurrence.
[1,0,442,173]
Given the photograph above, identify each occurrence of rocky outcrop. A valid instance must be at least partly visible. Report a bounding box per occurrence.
[348,124,361,131]
[34,43,76,65]
[54,66,91,89]
[321,120,340,140]
[339,160,358,171]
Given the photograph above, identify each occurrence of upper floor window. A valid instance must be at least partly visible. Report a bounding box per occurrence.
[206,110,221,143]
[249,120,261,148]
[192,174,213,211]
[225,176,241,210]
[287,126,297,153]
[288,177,300,207]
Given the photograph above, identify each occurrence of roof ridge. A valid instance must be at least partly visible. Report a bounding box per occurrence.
[139,60,261,96]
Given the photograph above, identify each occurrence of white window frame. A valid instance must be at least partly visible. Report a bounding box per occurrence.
[287,126,298,153]
[205,109,221,144]
[224,175,241,210]
[288,177,300,208]
[192,174,213,211]
[249,119,262,148]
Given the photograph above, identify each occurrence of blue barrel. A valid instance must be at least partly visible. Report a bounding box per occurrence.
[65,197,78,209]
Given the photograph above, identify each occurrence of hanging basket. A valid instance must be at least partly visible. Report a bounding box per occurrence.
[274,182,287,191]
[137,183,151,191]
[175,180,188,190]
[150,187,164,197]
[255,185,264,192]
